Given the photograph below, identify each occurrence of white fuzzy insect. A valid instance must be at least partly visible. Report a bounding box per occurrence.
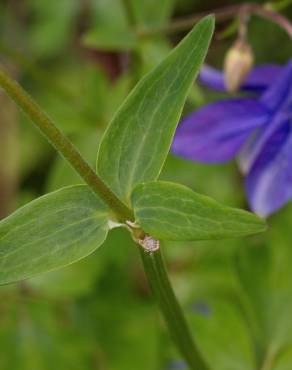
[139,236,160,253]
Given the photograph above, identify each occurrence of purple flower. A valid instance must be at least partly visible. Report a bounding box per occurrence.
[172,60,292,217]
[190,301,212,317]
[166,360,187,370]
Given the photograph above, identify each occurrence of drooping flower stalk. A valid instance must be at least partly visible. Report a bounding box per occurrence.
[138,3,292,38]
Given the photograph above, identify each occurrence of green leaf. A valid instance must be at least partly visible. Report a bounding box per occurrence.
[82,0,136,51]
[28,253,104,299]
[0,185,110,285]
[235,228,292,357]
[131,181,266,241]
[28,0,79,57]
[273,348,292,370]
[129,0,175,27]
[137,37,172,75]
[82,27,137,51]
[97,16,214,203]
[188,300,255,370]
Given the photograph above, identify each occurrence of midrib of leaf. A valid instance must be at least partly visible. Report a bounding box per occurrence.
[115,66,171,197]
[97,19,211,202]
[136,203,259,229]
[136,210,226,232]
[119,27,206,200]
[121,67,173,197]
[133,31,206,184]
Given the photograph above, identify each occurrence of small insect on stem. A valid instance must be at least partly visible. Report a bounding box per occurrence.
[139,235,160,253]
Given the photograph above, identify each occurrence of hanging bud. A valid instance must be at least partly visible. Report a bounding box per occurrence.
[223,40,254,93]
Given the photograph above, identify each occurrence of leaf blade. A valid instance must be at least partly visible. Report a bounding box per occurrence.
[188,300,256,370]
[131,181,266,241]
[0,185,110,285]
[97,16,214,203]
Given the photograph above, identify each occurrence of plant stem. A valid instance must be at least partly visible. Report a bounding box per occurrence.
[0,86,18,219]
[0,64,134,222]
[260,346,276,370]
[137,3,292,38]
[140,246,208,370]
[122,0,136,27]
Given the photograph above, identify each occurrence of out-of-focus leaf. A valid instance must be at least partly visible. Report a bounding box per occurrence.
[46,130,100,192]
[249,18,292,62]
[20,116,52,179]
[0,185,109,284]
[235,242,271,347]
[273,348,292,370]
[0,299,96,370]
[34,63,109,135]
[28,252,104,299]
[90,0,129,28]
[104,73,133,120]
[235,205,292,359]
[161,155,244,206]
[130,0,175,27]
[83,27,137,51]
[188,300,255,370]
[131,181,266,241]
[271,0,292,11]
[83,0,136,51]
[27,0,79,57]
[217,19,238,40]
[97,16,214,203]
[80,228,159,370]
[136,37,172,75]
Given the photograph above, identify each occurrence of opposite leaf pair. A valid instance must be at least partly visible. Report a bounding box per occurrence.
[0,16,265,285]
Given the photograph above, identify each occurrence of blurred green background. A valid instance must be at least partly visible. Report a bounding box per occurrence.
[0,0,292,369]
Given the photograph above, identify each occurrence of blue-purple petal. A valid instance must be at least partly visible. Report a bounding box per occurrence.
[246,120,292,217]
[199,65,226,91]
[200,64,283,93]
[260,59,292,111]
[172,99,269,163]
[238,109,290,174]
[166,360,187,370]
[245,65,284,92]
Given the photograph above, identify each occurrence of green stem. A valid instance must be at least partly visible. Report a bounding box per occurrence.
[260,346,276,370]
[122,0,136,27]
[137,3,292,38]
[1,33,205,370]
[140,246,208,370]
[0,64,134,222]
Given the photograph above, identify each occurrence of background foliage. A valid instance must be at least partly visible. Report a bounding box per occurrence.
[0,0,291,369]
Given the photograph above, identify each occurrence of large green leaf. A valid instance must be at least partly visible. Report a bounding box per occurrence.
[83,27,137,51]
[0,297,95,370]
[0,185,110,284]
[27,0,79,57]
[188,300,255,370]
[27,253,104,299]
[234,213,292,361]
[129,0,175,27]
[97,16,214,203]
[131,181,266,241]
[273,348,292,370]
[82,0,136,51]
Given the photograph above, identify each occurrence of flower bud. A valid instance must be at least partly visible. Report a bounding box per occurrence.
[223,40,254,93]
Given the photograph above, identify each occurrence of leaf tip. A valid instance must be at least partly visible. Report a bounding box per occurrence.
[200,14,215,30]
